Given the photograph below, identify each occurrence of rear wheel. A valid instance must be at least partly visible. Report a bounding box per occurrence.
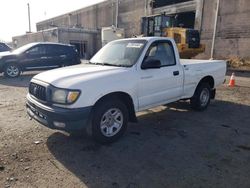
[4,64,21,78]
[92,99,128,144]
[190,83,211,111]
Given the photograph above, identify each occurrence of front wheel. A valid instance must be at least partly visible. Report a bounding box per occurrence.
[4,64,21,78]
[190,83,211,111]
[92,99,128,144]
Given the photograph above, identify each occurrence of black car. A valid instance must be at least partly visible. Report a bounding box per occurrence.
[0,42,12,52]
[0,42,81,78]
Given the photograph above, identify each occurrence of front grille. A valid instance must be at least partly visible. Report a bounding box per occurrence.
[29,83,46,101]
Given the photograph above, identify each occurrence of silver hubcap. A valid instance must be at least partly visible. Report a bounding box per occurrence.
[7,66,19,77]
[100,108,123,137]
[200,88,210,107]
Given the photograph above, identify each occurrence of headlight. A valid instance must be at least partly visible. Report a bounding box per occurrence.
[51,89,80,104]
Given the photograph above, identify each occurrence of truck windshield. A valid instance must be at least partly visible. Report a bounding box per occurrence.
[90,40,147,67]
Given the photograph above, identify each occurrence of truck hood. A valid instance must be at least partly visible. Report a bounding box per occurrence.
[33,63,128,88]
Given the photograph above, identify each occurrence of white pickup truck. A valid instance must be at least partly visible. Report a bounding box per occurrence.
[26,37,226,143]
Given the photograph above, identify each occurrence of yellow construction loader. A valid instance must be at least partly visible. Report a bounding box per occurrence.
[164,27,205,59]
[141,14,205,59]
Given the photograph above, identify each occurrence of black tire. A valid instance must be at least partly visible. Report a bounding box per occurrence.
[190,83,211,111]
[92,99,128,144]
[4,64,21,78]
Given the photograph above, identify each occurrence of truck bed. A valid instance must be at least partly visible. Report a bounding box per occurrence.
[180,59,225,65]
[179,59,227,99]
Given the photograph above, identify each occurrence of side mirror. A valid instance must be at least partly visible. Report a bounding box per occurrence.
[141,59,161,70]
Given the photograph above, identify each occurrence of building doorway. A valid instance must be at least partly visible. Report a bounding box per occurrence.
[70,41,87,59]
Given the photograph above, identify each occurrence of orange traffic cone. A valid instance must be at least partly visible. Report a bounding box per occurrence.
[228,73,235,87]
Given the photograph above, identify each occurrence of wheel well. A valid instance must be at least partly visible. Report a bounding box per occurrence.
[198,76,215,89]
[3,62,21,70]
[94,92,137,123]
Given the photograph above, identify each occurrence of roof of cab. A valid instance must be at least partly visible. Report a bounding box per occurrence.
[113,36,174,43]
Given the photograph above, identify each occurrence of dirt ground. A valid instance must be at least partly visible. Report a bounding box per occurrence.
[0,70,250,188]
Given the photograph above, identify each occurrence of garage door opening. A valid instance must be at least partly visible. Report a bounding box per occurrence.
[172,11,196,29]
[153,0,192,8]
[141,11,196,36]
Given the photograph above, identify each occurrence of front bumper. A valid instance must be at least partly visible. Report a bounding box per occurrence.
[26,94,92,132]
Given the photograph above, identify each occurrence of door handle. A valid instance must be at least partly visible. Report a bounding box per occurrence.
[173,71,179,76]
[40,57,47,59]
[60,55,66,58]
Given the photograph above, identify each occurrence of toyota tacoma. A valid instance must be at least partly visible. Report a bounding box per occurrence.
[26,37,227,143]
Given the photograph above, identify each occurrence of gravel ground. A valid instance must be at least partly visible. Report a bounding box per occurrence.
[0,71,250,188]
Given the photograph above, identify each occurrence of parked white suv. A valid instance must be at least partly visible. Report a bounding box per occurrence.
[26,37,226,143]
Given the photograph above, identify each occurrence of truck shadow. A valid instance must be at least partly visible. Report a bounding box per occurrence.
[0,73,37,87]
[46,100,250,187]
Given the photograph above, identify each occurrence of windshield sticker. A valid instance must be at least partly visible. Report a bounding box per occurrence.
[127,43,144,48]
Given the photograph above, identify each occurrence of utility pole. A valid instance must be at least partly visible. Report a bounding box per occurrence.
[115,0,119,28]
[27,3,31,32]
[211,0,220,59]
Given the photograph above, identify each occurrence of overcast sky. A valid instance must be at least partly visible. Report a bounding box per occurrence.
[0,0,106,42]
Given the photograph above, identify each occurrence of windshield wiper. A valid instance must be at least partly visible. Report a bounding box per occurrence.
[102,63,117,67]
[89,61,129,67]
[89,61,104,65]
[104,63,131,67]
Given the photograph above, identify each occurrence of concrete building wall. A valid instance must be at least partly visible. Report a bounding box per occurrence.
[34,0,250,59]
[36,0,147,37]
[199,0,250,58]
[35,0,148,57]
[12,29,59,48]
[37,1,114,31]
[118,0,146,37]
[57,28,99,58]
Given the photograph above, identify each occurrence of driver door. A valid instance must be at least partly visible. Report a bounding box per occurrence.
[21,45,48,70]
[138,41,183,110]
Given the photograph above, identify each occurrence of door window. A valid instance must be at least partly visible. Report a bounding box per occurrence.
[47,45,67,55]
[26,45,46,56]
[56,46,67,55]
[146,42,176,67]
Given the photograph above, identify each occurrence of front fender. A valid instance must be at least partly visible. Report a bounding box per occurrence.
[92,90,138,110]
